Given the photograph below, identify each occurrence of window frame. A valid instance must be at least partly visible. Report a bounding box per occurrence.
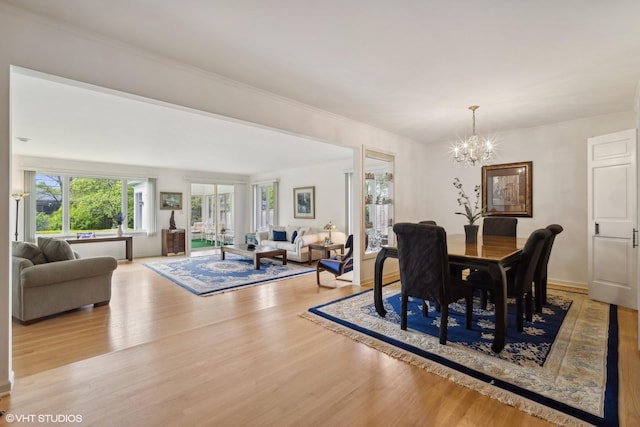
[253,180,278,232]
[29,172,155,238]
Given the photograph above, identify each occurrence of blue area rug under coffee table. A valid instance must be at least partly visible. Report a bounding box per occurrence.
[145,254,315,296]
[304,285,618,426]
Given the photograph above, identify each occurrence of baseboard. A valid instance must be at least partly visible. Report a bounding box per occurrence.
[548,279,587,291]
[360,271,400,288]
[0,370,14,396]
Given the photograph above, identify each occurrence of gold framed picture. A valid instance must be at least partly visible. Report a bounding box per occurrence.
[482,161,532,217]
[160,192,183,210]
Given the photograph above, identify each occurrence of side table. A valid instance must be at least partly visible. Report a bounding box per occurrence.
[308,242,344,264]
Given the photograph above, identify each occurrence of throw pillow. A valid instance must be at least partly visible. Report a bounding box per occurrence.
[290,230,298,244]
[37,237,75,262]
[273,230,287,242]
[12,241,47,265]
[268,225,286,240]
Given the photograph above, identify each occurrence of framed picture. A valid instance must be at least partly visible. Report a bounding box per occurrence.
[482,161,532,217]
[293,186,315,219]
[160,192,183,210]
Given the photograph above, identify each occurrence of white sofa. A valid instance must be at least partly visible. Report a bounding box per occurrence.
[256,225,346,263]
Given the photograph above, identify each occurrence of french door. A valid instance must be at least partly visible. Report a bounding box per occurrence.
[190,183,234,249]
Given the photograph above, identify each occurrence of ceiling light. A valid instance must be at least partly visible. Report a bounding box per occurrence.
[451,106,495,167]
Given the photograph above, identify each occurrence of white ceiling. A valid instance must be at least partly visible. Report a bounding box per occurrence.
[10,69,353,175]
[6,0,640,172]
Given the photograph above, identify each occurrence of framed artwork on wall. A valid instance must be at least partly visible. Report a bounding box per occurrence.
[160,192,183,210]
[293,186,315,219]
[482,161,532,217]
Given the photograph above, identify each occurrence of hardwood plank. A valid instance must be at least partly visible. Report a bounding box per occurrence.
[2,258,636,426]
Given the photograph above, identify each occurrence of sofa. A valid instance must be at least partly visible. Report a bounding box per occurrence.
[256,225,347,263]
[11,237,118,324]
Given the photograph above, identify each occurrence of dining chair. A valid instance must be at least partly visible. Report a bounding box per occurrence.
[467,228,551,332]
[316,234,353,286]
[533,224,564,312]
[393,223,472,344]
[476,217,518,308]
[483,217,517,237]
[418,220,437,225]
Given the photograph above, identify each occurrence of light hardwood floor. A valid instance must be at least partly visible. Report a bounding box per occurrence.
[2,256,639,426]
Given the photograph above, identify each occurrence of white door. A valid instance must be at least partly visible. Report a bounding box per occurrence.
[587,129,638,309]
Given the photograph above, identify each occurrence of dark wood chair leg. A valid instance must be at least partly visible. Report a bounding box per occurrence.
[439,304,448,345]
[422,300,429,317]
[525,292,533,322]
[465,295,472,329]
[516,296,524,332]
[480,290,489,310]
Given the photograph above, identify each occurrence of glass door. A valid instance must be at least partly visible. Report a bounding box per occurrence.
[364,150,394,256]
[190,183,234,250]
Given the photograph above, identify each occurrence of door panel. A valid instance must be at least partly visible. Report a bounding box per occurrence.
[587,129,637,309]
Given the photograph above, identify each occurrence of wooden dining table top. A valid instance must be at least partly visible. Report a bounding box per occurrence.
[446,234,527,262]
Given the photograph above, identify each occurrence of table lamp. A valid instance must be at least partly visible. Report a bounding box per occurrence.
[323,221,337,244]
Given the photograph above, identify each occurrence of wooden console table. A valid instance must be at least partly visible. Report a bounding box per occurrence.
[66,235,133,261]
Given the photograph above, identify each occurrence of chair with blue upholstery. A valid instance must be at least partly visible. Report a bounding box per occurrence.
[316,234,354,287]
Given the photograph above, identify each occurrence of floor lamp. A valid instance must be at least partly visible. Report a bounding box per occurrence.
[12,192,28,241]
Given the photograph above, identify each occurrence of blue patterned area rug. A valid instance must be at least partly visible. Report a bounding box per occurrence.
[303,286,618,427]
[144,255,315,296]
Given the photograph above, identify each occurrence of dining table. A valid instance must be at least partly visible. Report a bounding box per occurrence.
[373,234,526,353]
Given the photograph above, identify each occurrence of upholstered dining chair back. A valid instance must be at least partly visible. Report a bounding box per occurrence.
[418,220,437,225]
[533,224,564,312]
[392,222,472,344]
[467,228,550,332]
[482,217,517,237]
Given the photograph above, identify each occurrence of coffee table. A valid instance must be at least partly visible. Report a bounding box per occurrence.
[221,244,287,270]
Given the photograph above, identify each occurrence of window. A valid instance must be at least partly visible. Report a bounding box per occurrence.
[253,181,278,231]
[33,173,154,236]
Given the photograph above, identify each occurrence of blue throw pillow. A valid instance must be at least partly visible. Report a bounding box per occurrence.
[273,230,287,242]
[291,230,298,243]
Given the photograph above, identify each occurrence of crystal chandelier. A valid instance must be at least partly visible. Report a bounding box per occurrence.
[452,105,495,167]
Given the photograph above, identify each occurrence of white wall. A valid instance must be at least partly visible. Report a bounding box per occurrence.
[423,111,636,287]
[252,158,353,233]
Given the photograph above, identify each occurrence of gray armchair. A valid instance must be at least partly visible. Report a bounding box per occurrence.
[12,239,118,324]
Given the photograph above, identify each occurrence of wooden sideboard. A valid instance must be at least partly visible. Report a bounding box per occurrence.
[162,229,185,256]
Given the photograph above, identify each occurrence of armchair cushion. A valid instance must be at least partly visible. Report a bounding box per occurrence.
[38,237,75,262]
[12,241,47,265]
